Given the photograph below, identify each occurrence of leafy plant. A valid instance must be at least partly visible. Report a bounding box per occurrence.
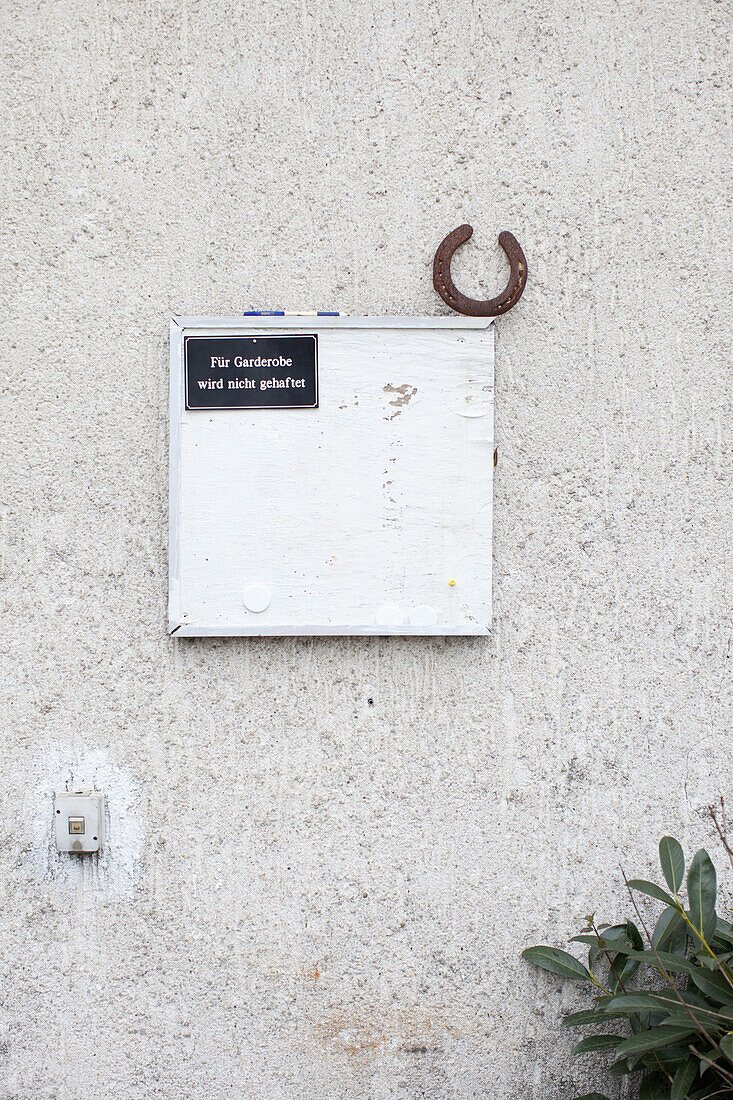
[522,804,733,1100]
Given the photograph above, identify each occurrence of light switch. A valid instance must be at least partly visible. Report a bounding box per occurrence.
[54,792,104,853]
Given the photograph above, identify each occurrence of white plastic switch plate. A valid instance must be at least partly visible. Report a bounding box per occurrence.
[54,791,104,853]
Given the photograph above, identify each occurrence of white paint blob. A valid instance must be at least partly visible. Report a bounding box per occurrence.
[376,604,405,626]
[409,605,439,627]
[243,584,271,613]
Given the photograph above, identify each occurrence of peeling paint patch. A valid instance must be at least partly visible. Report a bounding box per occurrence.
[384,383,418,418]
[384,383,417,407]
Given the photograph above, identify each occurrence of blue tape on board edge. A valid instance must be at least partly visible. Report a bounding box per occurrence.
[242,310,341,317]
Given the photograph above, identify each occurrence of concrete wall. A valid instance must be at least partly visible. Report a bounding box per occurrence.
[1,0,730,1096]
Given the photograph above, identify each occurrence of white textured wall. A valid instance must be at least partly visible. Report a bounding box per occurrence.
[1,0,730,1097]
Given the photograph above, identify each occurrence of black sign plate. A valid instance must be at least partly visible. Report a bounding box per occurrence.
[185,334,318,410]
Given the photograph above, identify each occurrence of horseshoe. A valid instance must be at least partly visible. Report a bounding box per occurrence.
[433,224,527,317]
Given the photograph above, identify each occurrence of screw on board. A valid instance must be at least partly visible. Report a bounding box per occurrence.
[433,225,527,317]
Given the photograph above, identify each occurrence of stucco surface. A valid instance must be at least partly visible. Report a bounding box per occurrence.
[0,0,731,1097]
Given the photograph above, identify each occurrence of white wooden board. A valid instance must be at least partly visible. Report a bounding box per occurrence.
[169,316,495,636]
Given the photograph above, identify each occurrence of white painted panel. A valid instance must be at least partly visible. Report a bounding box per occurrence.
[169,317,494,636]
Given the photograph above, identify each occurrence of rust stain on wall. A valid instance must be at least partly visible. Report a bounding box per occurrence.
[315,1006,453,1059]
[299,963,320,984]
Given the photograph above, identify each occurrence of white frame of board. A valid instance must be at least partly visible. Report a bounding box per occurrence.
[169,315,495,637]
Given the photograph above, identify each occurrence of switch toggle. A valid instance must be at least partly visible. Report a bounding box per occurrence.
[54,792,104,854]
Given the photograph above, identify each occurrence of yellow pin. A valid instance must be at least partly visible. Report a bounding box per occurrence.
[449,579,456,587]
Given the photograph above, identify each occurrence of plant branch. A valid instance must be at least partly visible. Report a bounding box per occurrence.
[620,867,733,1088]
[600,898,674,1087]
[708,797,733,876]
[590,920,630,994]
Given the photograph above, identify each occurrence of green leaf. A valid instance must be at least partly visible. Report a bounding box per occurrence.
[605,991,700,1017]
[616,1027,695,1056]
[629,1013,651,1033]
[603,923,634,942]
[716,917,733,939]
[718,1032,733,1060]
[627,879,680,908]
[572,1034,625,1054]
[604,947,697,974]
[605,992,665,1012]
[566,933,603,972]
[687,850,717,945]
[607,1057,634,1076]
[640,1071,671,1099]
[696,1045,722,1066]
[680,986,718,1009]
[712,922,733,949]
[606,922,644,992]
[688,965,733,1003]
[662,1003,733,1027]
[653,1043,700,1068]
[698,953,731,969]
[603,994,708,1025]
[570,928,628,948]
[653,907,687,953]
[608,953,640,993]
[670,1057,697,1100]
[660,837,685,895]
[626,919,644,950]
[521,945,592,982]
[562,1008,610,1027]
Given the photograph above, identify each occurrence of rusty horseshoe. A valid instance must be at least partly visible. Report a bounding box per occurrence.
[433,224,527,317]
